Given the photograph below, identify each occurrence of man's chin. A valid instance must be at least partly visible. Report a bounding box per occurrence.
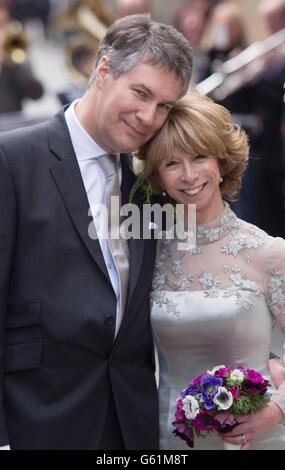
[118,140,146,154]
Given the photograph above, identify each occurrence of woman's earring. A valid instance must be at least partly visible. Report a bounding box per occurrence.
[219,177,223,183]
[162,191,166,196]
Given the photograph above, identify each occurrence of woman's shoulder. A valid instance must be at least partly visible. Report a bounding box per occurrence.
[236,216,285,264]
[236,216,284,243]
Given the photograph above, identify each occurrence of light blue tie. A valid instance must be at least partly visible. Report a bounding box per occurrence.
[97,154,129,315]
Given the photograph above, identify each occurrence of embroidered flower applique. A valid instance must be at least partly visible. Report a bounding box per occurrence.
[221,232,265,257]
[197,207,241,244]
[222,268,260,310]
[198,272,220,298]
[150,289,180,318]
[172,258,182,277]
[171,275,194,291]
[267,270,285,315]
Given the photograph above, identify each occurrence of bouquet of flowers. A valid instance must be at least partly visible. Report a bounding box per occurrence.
[173,365,270,450]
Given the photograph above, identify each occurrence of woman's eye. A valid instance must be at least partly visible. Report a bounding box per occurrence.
[166,160,178,167]
[195,154,207,160]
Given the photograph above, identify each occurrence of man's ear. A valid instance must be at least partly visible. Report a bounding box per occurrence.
[95,56,111,88]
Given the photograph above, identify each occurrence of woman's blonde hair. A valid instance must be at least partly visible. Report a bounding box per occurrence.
[137,94,249,200]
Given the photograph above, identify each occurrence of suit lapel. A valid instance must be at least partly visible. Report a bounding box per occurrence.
[48,109,110,282]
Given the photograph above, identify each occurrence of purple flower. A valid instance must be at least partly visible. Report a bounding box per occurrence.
[214,367,231,378]
[192,374,204,386]
[181,384,200,397]
[200,375,223,410]
[242,379,268,396]
[192,411,221,431]
[229,386,240,400]
[173,422,194,448]
[215,413,238,433]
[245,369,266,384]
[174,399,185,421]
[241,369,268,395]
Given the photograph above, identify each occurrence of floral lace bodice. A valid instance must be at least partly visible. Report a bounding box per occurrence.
[151,203,285,329]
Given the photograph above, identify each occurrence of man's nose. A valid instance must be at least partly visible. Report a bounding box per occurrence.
[136,103,157,127]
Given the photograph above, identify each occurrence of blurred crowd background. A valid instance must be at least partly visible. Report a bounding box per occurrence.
[0,0,284,238]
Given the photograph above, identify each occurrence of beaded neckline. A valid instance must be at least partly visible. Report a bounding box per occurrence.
[196,202,241,245]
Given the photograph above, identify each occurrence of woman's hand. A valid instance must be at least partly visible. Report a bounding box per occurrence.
[269,358,285,389]
[220,401,283,450]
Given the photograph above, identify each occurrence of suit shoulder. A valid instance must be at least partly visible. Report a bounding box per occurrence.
[0,110,66,166]
[0,119,49,151]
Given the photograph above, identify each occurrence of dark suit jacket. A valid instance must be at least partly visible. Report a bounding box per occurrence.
[0,109,159,449]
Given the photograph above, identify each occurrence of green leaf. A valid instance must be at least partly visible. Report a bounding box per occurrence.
[230,394,269,415]
[129,173,162,204]
[129,174,145,203]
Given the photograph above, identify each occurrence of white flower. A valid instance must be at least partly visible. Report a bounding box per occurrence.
[213,387,233,410]
[230,369,245,383]
[132,157,145,176]
[182,395,200,420]
[207,365,226,375]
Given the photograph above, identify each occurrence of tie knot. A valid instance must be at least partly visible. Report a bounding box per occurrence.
[97,154,117,180]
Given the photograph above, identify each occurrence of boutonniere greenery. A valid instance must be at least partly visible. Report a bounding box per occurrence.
[129,156,163,204]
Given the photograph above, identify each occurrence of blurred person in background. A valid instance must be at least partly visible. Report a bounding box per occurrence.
[115,0,151,18]
[175,0,212,84]
[0,1,44,113]
[201,0,285,238]
[248,0,285,237]
[203,1,247,77]
[259,0,285,219]
[261,0,285,34]
[6,0,51,33]
[232,0,285,238]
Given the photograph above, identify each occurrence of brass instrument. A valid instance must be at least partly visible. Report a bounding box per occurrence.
[196,27,285,100]
[52,0,114,79]
[66,32,98,80]
[2,23,28,64]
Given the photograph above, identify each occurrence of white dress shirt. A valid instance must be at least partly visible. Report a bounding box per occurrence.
[65,100,124,337]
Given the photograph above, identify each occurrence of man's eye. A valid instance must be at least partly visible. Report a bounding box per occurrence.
[159,103,171,112]
[135,89,147,98]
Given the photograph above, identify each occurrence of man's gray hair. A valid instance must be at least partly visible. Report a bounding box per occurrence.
[89,14,193,95]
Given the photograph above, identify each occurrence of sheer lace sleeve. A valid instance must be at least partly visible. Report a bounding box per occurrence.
[264,237,285,332]
[264,237,285,416]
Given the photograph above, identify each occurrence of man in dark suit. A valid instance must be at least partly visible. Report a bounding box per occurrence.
[0,14,193,449]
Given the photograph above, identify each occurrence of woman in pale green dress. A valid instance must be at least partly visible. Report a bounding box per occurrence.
[137,94,285,450]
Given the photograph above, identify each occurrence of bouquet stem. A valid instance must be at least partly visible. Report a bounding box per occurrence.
[224,442,241,450]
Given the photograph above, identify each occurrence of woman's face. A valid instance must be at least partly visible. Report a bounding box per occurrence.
[157,146,224,224]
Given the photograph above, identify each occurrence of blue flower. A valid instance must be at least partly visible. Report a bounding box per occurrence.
[200,375,223,410]
[181,384,200,397]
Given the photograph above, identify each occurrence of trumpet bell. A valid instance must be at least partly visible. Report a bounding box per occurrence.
[3,25,28,64]
[66,33,98,80]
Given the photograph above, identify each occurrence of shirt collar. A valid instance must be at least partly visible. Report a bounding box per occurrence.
[64,99,109,161]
